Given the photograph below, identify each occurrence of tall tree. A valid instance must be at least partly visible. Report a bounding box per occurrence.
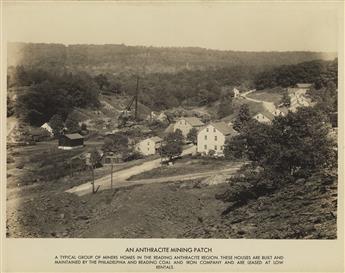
[187,127,198,145]
[162,129,184,161]
[65,115,80,133]
[49,114,64,137]
[280,90,291,107]
[233,104,251,132]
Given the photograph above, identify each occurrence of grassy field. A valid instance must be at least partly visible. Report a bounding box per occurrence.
[246,87,285,106]
[128,157,237,181]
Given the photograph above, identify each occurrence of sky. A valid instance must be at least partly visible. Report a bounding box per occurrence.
[3,1,341,52]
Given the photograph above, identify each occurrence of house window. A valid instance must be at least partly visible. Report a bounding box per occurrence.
[214,145,217,150]
[213,128,216,132]
[220,146,223,150]
[214,136,217,141]
[147,142,150,145]
[206,128,209,132]
[204,145,207,150]
[204,135,207,140]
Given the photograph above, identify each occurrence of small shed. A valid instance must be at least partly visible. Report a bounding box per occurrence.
[135,136,163,156]
[58,133,84,150]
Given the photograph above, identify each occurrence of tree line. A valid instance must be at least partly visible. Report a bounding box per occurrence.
[254,59,338,90]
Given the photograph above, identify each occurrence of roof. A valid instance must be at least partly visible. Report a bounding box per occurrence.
[253,112,273,121]
[210,121,237,136]
[64,133,84,140]
[164,124,174,134]
[40,122,51,128]
[150,136,163,143]
[183,117,204,127]
[296,83,312,88]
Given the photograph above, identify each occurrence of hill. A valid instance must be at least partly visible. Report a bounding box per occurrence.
[8,42,337,74]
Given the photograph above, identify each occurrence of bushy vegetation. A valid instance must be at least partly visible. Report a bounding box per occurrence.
[8,42,334,74]
[162,129,184,161]
[254,59,338,90]
[12,67,101,126]
[221,97,337,211]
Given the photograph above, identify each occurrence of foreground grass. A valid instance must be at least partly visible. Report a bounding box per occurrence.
[246,87,284,105]
[128,157,236,181]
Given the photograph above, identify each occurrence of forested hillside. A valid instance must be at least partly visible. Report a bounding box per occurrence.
[7,56,338,126]
[8,42,336,74]
[254,59,338,90]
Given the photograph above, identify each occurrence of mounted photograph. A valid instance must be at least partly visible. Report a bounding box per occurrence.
[5,2,339,240]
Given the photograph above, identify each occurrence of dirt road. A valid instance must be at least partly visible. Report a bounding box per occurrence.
[67,163,242,196]
[241,90,277,114]
[66,145,198,196]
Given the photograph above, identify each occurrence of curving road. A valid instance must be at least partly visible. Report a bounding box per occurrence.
[241,90,277,114]
[66,145,198,196]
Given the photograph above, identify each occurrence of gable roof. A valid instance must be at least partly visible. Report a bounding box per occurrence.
[64,133,84,140]
[182,117,204,127]
[164,124,174,134]
[296,83,312,88]
[40,122,51,128]
[253,112,273,122]
[150,136,163,143]
[210,121,237,136]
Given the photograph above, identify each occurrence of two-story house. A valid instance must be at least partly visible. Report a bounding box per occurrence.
[197,121,237,156]
[173,117,204,137]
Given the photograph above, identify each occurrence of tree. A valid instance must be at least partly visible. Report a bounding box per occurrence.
[231,107,335,177]
[49,114,64,137]
[65,115,80,133]
[280,91,291,107]
[7,96,14,117]
[89,148,102,168]
[233,104,251,132]
[223,135,247,160]
[186,128,198,144]
[102,133,129,153]
[217,100,234,118]
[94,74,110,91]
[162,129,184,161]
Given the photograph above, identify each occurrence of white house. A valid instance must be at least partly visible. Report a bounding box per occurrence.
[40,122,54,136]
[288,84,313,112]
[233,88,240,98]
[147,111,168,122]
[253,113,272,124]
[173,117,204,137]
[197,122,237,156]
[272,109,285,117]
[135,136,163,156]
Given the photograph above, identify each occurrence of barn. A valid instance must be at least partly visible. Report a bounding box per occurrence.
[58,133,84,150]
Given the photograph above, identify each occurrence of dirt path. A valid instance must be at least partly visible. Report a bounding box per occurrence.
[67,163,242,197]
[66,145,197,196]
[241,90,277,114]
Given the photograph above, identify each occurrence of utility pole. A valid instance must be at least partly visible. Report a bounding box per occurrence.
[134,76,139,120]
[110,163,113,190]
[91,165,100,194]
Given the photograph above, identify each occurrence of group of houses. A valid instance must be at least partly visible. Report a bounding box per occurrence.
[135,116,238,157]
[287,83,313,112]
[40,83,314,161]
[246,83,313,124]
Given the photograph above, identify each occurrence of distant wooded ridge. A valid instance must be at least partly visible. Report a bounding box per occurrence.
[7,42,337,74]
